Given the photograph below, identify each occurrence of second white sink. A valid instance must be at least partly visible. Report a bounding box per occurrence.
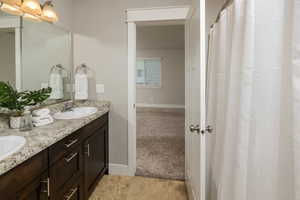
[53,107,98,120]
[0,136,26,161]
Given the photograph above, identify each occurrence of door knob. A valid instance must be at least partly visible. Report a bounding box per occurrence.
[206,125,213,133]
[189,125,200,133]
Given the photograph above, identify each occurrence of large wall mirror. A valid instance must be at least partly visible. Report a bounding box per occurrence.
[0,11,72,105]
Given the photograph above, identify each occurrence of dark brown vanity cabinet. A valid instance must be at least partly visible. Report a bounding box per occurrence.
[84,124,109,198]
[0,151,48,200]
[0,113,109,200]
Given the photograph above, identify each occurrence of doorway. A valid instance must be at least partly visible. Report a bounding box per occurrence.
[127,5,207,200]
[135,25,185,180]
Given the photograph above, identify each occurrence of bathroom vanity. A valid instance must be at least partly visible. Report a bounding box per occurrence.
[0,101,110,200]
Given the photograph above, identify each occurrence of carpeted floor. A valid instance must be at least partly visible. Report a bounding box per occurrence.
[89,175,188,200]
[136,108,185,180]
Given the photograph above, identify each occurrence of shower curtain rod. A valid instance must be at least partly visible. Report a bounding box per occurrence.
[211,0,234,28]
[207,0,234,81]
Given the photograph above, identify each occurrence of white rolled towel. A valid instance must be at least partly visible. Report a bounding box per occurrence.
[49,73,64,99]
[75,73,89,100]
[32,115,53,123]
[33,117,54,127]
[32,108,50,117]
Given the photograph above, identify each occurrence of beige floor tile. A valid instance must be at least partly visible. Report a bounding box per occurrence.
[167,181,188,200]
[89,175,188,200]
[126,177,169,200]
[89,176,132,200]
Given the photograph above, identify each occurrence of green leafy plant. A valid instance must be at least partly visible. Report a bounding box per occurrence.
[0,81,52,116]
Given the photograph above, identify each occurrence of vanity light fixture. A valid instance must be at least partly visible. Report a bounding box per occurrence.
[0,0,23,16]
[41,1,58,22]
[0,0,58,23]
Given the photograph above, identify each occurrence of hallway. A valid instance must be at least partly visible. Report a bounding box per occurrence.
[135,108,185,180]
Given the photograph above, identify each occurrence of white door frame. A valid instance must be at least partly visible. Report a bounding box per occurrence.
[199,0,206,199]
[126,6,193,176]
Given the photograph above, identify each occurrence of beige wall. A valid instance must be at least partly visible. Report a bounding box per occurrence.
[137,25,185,49]
[53,0,73,31]
[72,0,190,165]
[0,31,15,86]
[136,25,185,106]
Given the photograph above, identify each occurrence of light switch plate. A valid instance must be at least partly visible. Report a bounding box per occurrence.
[96,84,104,94]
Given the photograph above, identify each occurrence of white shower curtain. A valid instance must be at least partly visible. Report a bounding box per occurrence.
[206,0,300,200]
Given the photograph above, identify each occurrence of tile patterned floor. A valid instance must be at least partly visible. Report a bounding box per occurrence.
[89,175,188,200]
[136,109,185,180]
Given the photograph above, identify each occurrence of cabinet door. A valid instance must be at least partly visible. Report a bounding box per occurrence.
[83,125,107,198]
[17,172,49,200]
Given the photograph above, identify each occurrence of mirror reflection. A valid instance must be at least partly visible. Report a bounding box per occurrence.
[0,11,72,105]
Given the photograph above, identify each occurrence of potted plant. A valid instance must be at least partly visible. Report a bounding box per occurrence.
[0,81,52,129]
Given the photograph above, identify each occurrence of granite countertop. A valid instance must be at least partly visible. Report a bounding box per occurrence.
[0,100,110,176]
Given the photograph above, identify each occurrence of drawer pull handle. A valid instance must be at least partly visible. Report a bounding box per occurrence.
[41,178,50,197]
[64,187,78,200]
[64,139,78,148]
[64,152,78,163]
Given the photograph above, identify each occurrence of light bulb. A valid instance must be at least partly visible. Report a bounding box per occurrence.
[21,0,42,15]
[41,2,58,22]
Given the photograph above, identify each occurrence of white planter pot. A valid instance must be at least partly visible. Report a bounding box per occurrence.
[10,116,25,129]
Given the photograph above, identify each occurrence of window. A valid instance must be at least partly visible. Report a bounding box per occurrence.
[136,58,162,88]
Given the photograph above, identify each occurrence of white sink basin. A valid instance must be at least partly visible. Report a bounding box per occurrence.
[53,107,98,120]
[0,136,26,161]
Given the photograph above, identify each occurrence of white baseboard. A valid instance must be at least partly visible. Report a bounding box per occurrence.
[136,103,185,109]
[109,164,132,176]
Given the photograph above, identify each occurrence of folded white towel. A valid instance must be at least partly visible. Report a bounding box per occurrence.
[49,73,64,99]
[75,73,88,100]
[32,115,53,123]
[32,108,50,117]
[33,117,54,127]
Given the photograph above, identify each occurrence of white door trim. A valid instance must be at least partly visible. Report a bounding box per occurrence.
[15,27,22,91]
[126,6,193,177]
[127,21,137,176]
[126,6,192,23]
[200,0,206,199]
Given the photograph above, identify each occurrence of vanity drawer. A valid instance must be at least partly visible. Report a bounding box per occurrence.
[50,145,82,194]
[49,129,82,165]
[53,175,83,200]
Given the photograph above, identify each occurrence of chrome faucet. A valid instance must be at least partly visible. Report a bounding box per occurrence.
[62,101,74,112]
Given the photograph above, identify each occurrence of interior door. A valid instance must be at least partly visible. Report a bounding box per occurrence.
[185,0,206,199]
